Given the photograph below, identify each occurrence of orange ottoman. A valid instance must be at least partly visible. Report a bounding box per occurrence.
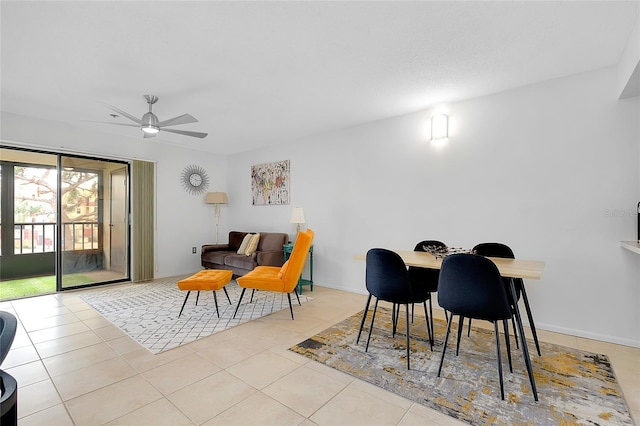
[177,270,233,317]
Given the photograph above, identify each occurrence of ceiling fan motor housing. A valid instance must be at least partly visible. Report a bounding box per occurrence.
[142,112,159,126]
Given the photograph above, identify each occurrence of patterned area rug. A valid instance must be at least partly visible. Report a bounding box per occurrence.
[81,275,311,354]
[290,307,633,425]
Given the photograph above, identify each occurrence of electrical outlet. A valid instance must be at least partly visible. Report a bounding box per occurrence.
[192,247,197,254]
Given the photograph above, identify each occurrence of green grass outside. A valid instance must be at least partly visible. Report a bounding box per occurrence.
[0,274,96,300]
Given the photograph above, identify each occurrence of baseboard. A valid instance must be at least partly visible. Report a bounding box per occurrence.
[535,322,640,349]
[316,282,369,295]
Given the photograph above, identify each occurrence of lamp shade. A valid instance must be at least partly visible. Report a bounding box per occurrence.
[290,207,305,224]
[205,192,228,204]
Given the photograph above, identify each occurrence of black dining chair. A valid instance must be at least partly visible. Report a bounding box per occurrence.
[406,240,447,350]
[471,242,541,356]
[356,248,432,369]
[1,311,18,426]
[437,254,515,400]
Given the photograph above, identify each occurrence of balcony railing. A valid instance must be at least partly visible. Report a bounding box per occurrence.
[8,222,99,255]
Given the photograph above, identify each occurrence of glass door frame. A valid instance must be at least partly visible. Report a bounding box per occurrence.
[0,145,131,294]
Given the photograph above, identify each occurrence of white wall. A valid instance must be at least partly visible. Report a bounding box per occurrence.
[153,146,227,276]
[1,112,227,278]
[226,66,640,347]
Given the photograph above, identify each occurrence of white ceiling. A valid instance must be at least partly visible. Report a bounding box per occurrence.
[1,1,638,155]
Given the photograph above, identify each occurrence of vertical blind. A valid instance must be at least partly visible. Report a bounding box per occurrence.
[131,160,155,282]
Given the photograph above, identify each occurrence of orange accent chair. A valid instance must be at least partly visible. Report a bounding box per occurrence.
[233,229,314,320]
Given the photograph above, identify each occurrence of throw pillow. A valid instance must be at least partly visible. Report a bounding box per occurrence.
[278,260,290,279]
[244,233,261,256]
[237,234,253,255]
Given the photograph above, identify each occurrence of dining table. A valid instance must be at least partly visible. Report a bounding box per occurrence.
[393,249,545,279]
[356,248,546,401]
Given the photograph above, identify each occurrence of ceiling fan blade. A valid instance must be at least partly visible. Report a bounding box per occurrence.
[85,120,139,128]
[99,102,143,125]
[161,128,208,139]
[156,113,198,128]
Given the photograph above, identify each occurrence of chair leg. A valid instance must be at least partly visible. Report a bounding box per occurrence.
[428,296,435,348]
[223,286,232,304]
[411,303,415,323]
[178,291,191,317]
[391,303,395,336]
[511,314,519,350]
[357,294,372,344]
[405,303,411,370]
[212,291,220,318]
[503,319,513,373]
[437,313,454,377]
[233,288,247,318]
[456,316,465,356]
[521,286,541,356]
[250,289,255,303]
[423,301,433,351]
[294,288,301,305]
[287,293,295,320]
[467,317,472,337]
[392,303,399,337]
[494,321,505,400]
[365,298,380,352]
[195,291,201,306]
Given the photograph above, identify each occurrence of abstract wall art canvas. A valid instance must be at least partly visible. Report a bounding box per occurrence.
[251,160,290,205]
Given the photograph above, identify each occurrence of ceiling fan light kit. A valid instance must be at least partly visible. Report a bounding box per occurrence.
[101,94,208,139]
[142,125,159,134]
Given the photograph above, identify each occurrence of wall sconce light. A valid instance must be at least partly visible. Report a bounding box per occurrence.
[205,192,228,243]
[431,114,449,142]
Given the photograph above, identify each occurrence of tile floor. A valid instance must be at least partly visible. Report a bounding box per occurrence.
[1,285,639,425]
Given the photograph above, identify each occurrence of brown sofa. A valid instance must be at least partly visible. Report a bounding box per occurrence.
[201,231,289,276]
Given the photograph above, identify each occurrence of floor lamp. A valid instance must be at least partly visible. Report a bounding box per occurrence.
[205,192,228,243]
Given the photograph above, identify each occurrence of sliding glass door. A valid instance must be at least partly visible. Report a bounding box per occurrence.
[3,152,58,287]
[0,147,130,298]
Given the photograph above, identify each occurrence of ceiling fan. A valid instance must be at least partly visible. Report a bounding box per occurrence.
[100,95,208,139]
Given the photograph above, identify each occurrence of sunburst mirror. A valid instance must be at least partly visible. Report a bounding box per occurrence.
[180,164,209,195]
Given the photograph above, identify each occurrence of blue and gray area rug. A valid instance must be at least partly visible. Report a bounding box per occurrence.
[290,307,633,425]
[80,274,311,354]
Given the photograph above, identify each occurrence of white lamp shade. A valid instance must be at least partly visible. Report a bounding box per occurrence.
[290,207,305,224]
[205,192,228,204]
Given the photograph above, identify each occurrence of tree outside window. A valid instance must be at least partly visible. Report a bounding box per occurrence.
[12,166,99,253]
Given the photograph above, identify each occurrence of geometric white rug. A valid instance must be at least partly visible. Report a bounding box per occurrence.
[80,274,311,354]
